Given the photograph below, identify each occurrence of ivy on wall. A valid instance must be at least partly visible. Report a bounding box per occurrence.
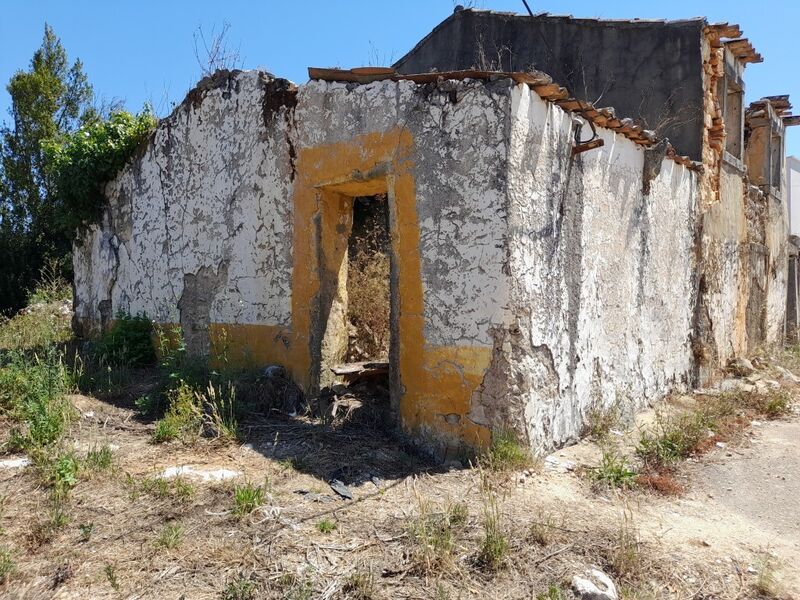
[44,109,157,235]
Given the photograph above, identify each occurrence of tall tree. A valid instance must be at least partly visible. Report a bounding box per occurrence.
[0,23,93,313]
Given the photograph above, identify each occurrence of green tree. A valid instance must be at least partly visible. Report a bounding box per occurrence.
[0,24,94,313]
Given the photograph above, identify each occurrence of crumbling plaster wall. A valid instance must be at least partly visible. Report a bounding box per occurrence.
[470,84,698,451]
[293,78,512,350]
[73,71,295,356]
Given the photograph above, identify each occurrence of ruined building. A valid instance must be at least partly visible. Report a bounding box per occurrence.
[73,9,798,457]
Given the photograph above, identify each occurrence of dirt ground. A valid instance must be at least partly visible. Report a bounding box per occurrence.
[1,370,799,599]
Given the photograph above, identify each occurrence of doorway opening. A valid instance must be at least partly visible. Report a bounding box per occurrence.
[318,192,393,426]
[345,195,391,363]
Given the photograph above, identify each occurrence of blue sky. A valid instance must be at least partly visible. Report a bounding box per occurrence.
[1,0,798,156]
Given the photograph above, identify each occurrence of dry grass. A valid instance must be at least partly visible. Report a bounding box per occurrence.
[346,244,390,362]
[1,298,796,598]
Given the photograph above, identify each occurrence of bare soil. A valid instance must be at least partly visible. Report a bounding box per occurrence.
[1,373,799,599]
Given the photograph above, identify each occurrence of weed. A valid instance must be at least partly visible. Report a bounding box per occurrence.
[125,474,195,502]
[104,563,120,591]
[477,472,508,571]
[529,510,557,546]
[606,510,642,579]
[343,570,377,599]
[134,393,161,417]
[221,573,257,600]
[156,522,184,549]
[79,523,94,542]
[233,482,266,516]
[635,410,709,470]
[53,452,80,496]
[753,553,781,598]
[408,499,468,573]
[96,313,156,367]
[152,418,180,443]
[635,473,683,496]
[1,348,73,450]
[84,444,113,472]
[583,397,623,440]
[316,519,337,534]
[278,572,314,600]
[485,429,533,471]
[0,547,15,583]
[753,389,791,419]
[151,380,240,444]
[537,584,567,600]
[592,447,637,488]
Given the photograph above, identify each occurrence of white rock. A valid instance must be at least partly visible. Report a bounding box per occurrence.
[719,378,755,393]
[160,465,241,482]
[571,568,618,600]
[776,366,800,383]
[0,457,30,469]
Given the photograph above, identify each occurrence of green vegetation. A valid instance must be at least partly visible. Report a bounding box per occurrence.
[44,109,157,235]
[232,482,266,516]
[1,347,73,451]
[592,447,638,488]
[221,574,257,600]
[0,547,15,583]
[537,585,567,600]
[316,519,337,534]
[484,428,533,471]
[96,313,156,367]
[156,522,184,549]
[477,484,508,571]
[84,444,113,472]
[0,24,94,314]
[104,563,120,591]
[152,379,240,444]
[124,474,195,502]
[79,522,94,542]
[409,499,469,573]
[342,571,377,599]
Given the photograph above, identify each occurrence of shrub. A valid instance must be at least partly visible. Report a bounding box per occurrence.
[0,348,73,450]
[43,108,158,235]
[346,199,390,362]
[97,313,156,367]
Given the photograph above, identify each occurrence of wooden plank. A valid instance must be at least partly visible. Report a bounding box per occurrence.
[572,138,604,155]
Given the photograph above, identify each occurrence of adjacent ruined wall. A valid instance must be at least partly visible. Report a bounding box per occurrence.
[465,85,698,451]
[395,8,706,160]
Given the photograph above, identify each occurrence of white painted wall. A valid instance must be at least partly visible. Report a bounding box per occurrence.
[788,155,800,237]
[499,84,697,451]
